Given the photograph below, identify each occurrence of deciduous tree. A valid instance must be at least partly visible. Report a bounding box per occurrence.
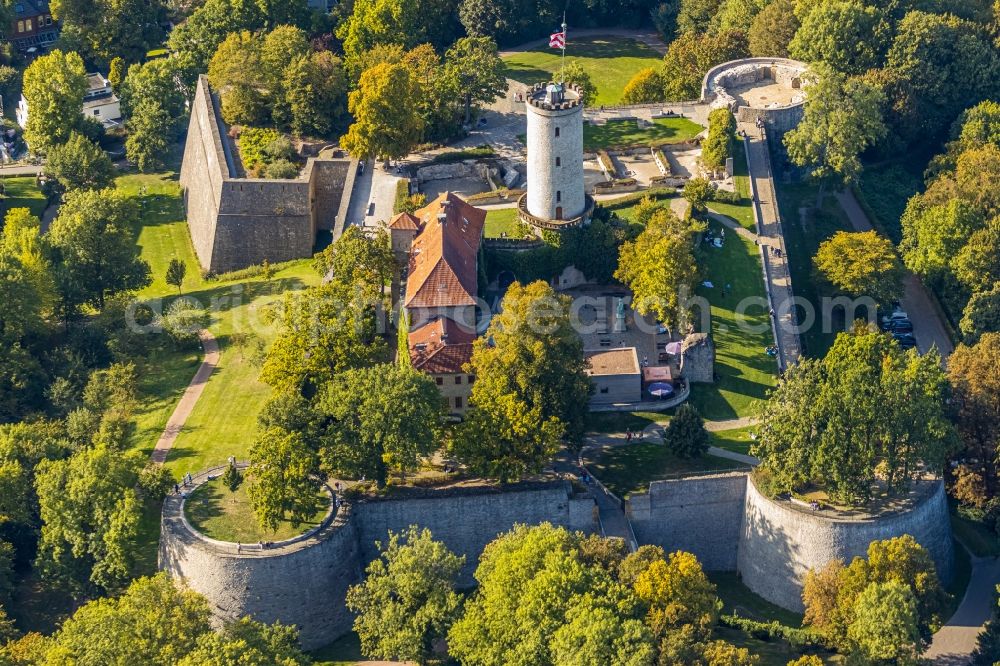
[813,230,903,305]
[347,526,464,664]
[44,132,116,192]
[43,574,211,664]
[443,37,508,125]
[847,581,922,664]
[949,333,1000,496]
[35,443,147,596]
[48,189,150,313]
[316,364,442,487]
[246,427,320,532]
[166,258,187,294]
[21,50,87,152]
[747,0,798,57]
[177,617,311,666]
[615,209,699,334]
[341,62,425,164]
[789,0,887,75]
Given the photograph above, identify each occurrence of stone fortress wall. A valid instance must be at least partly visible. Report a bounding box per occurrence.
[180,76,357,274]
[628,472,748,571]
[700,58,808,135]
[738,475,954,610]
[160,479,598,649]
[163,467,952,649]
[627,472,953,611]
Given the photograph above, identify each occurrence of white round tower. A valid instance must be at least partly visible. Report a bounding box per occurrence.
[519,82,592,231]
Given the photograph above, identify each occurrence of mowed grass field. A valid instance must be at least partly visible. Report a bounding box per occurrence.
[502,36,663,106]
[1,175,48,219]
[117,169,322,478]
[583,117,704,151]
[690,218,777,420]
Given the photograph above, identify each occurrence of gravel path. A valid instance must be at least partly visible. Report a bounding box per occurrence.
[150,329,220,464]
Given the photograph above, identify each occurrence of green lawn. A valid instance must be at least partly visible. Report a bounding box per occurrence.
[162,264,319,479]
[585,410,673,434]
[118,165,323,478]
[583,117,704,151]
[1,176,48,219]
[484,207,522,238]
[585,442,749,498]
[773,181,854,359]
[689,218,777,421]
[708,142,753,230]
[502,36,664,106]
[951,509,1000,557]
[185,477,329,543]
[709,427,755,455]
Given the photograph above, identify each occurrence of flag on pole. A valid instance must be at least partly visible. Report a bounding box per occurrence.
[549,31,565,49]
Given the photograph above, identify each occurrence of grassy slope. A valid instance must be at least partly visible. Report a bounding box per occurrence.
[502,36,663,106]
[583,117,704,151]
[689,218,777,421]
[484,207,521,238]
[585,442,748,498]
[708,142,754,230]
[1,176,48,219]
[118,168,321,477]
[773,182,854,359]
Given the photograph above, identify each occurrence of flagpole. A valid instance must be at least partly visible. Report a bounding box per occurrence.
[561,14,567,85]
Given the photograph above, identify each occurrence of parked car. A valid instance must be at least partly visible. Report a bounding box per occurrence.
[880,310,909,330]
[889,319,914,334]
[893,333,917,349]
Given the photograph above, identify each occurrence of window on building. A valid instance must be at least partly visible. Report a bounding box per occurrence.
[454,376,462,385]
[93,109,100,116]
[555,157,561,167]
[556,190,561,202]
[455,396,463,409]
[468,375,476,384]
[555,127,560,137]
[17,21,23,32]
[24,19,31,31]
[435,377,443,386]
[600,387,609,394]
[45,16,52,24]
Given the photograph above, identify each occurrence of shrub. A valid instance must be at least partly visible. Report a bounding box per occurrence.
[712,188,742,204]
[238,128,282,169]
[265,159,300,179]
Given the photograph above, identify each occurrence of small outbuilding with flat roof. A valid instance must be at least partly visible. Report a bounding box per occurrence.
[585,347,641,407]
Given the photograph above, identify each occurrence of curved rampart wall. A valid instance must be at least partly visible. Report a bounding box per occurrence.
[160,481,597,648]
[737,477,954,611]
[699,58,808,135]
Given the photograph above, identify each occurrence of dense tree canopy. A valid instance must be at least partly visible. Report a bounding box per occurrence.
[347,526,464,663]
[784,64,887,191]
[341,62,425,162]
[752,328,955,504]
[21,50,88,152]
[44,133,116,192]
[47,189,151,313]
[813,230,904,305]
[316,363,443,487]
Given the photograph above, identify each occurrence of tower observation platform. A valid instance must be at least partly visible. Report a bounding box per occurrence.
[519,82,594,232]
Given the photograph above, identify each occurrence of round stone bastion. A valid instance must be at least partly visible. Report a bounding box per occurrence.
[701,57,809,134]
[158,466,358,650]
[737,474,954,611]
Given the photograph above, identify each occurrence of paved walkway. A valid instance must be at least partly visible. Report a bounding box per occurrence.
[742,126,802,371]
[925,554,1000,664]
[835,189,954,358]
[150,329,220,464]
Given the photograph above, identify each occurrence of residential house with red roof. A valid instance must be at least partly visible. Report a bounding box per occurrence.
[398,192,486,414]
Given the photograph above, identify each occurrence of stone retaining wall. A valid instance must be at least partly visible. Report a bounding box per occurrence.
[628,473,748,570]
[160,480,597,648]
[737,476,953,610]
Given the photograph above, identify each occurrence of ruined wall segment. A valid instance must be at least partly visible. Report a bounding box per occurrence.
[180,76,356,273]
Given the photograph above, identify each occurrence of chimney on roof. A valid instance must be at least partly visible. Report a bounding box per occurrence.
[437,212,447,225]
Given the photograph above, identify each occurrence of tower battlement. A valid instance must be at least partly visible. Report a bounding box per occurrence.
[526,81,585,111]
